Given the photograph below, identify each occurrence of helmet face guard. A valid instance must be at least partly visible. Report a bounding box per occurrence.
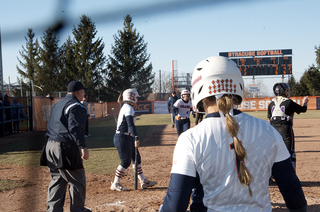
[123,88,140,102]
[180,89,190,98]
[191,56,244,110]
[273,83,290,97]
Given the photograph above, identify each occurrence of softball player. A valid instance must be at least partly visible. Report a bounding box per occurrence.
[172,89,193,136]
[111,88,157,191]
[268,83,309,170]
[160,56,307,212]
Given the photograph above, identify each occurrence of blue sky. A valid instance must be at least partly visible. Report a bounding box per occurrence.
[1,0,319,96]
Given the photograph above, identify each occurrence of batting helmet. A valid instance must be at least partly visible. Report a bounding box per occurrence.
[123,88,140,103]
[273,83,290,97]
[191,56,244,110]
[180,89,190,98]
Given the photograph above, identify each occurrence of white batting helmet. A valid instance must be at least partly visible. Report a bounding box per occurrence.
[191,56,244,109]
[180,89,190,98]
[123,88,140,102]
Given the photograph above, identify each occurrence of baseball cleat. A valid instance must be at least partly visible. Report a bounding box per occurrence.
[140,178,157,189]
[111,182,128,191]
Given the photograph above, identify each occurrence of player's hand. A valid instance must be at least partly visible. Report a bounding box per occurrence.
[81,147,89,160]
[135,140,140,147]
[175,116,181,121]
[135,136,140,147]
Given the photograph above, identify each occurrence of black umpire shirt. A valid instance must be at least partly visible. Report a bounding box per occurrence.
[46,94,87,149]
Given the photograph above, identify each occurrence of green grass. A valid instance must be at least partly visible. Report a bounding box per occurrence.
[0,179,29,192]
[0,110,319,177]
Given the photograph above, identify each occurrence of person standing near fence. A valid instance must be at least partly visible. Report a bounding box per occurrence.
[3,94,13,135]
[11,97,26,133]
[268,82,309,170]
[41,80,91,212]
[167,91,179,128]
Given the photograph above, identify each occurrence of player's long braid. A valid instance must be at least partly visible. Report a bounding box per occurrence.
[217,94,253,197]
[117,92,123,106]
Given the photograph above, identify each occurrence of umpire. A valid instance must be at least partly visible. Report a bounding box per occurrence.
[41,81,91,212]
[167,91,179,128]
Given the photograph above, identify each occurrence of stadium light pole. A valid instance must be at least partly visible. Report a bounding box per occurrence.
[159,70,161,100]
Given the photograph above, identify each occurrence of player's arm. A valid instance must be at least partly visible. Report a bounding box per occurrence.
[172,100,180,116]
[160,173,196,212]
[289,99,308,114]
[272,158,307,212]
[125,115,138,137]
[68,104,87,148]
[267,102,273,119]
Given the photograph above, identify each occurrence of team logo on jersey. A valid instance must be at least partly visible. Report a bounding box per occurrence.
[208,79,237,94]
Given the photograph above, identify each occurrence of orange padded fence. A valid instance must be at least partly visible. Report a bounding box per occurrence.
[31,96,320,131]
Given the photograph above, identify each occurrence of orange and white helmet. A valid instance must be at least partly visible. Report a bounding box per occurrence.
[123,88,140,102]
[180,89,190,98]
[191,56,244,110]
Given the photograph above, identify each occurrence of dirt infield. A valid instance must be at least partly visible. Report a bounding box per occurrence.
[0,118,320,211]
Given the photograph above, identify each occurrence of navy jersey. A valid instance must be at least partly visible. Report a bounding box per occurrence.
[46,94,87,148]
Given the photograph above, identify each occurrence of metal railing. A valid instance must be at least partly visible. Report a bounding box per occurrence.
[0,104,33,136]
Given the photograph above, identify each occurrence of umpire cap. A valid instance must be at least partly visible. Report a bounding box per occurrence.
[67,81,88,92]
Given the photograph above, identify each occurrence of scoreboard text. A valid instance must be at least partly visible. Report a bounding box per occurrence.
[219,49,292,76]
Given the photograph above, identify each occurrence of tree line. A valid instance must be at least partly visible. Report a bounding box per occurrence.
[16,14,154,102]
[288,46,320,96]
[16,13,320,101]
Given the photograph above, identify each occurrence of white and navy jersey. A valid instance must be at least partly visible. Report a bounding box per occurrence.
[171,111,289,212]
[116,103,138,136]
[173,99,192,118]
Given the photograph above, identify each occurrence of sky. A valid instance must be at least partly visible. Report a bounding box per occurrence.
[1,0,320,96]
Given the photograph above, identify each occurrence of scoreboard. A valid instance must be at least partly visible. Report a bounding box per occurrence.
[219,49,292,76]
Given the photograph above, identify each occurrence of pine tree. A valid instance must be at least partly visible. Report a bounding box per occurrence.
[16,28,40,85]
[72,15,106,102]
[287,75,297,96]
[38,28,62,93]
[60,36,77,87]
[105,14,154,102]
[299,65,320,96]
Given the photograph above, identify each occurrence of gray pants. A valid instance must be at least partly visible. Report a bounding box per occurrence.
[46,141,89,212]
[170,113,176,127]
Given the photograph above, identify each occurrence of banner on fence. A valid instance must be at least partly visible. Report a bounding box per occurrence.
[154,101,168,114]
[133,101,152,114]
